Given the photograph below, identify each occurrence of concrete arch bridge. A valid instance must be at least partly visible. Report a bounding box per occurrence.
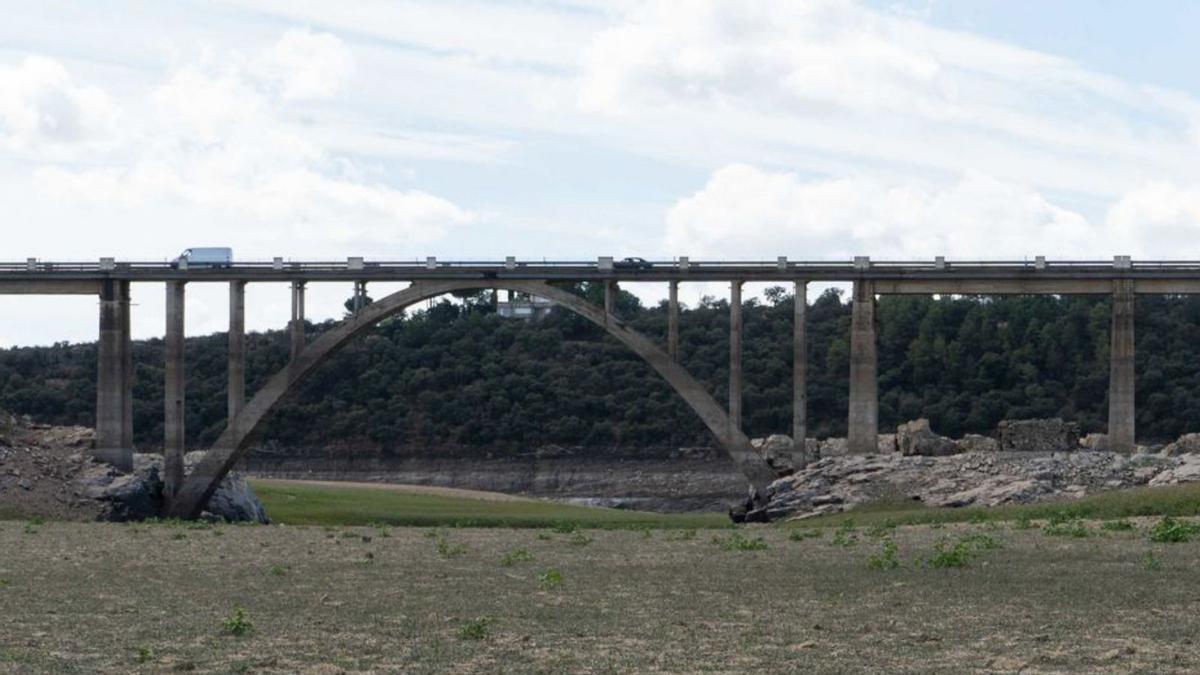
[0,255,1165,518]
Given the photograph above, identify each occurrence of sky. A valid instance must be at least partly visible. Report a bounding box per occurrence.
[1,0,1198,346]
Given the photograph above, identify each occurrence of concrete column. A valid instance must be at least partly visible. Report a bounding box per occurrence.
[793,280,808,468]
[729,280,743,433]
[668,280,680,361]
[228,281,246,423]
[605,281,617,318]
[352,281,367,315]
[848,279,878,454]
[1109,279,1136,453]
[95,280,132,471]
[164,280,186,499]
[290,281,306,359]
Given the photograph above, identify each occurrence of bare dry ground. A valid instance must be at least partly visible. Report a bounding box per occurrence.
[1,518,1198,673]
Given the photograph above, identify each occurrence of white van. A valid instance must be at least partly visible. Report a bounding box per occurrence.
[174,248,233,269]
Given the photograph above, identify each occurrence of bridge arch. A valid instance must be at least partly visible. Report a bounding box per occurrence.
[168,279,775,517]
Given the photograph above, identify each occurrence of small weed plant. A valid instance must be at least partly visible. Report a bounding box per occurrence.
[866,520,897,539]
[665,528,697,542]
[788,529,821,542]
[538,568,563,590]
[500,549,534,567]
[135,645,153,664]
[1043,519,1091,538]
[568,531,593,547]
[926,539,973,569]
[436,537,467,558]
[959,532,1003,550]
[268,564,287,577]
[459,617,493,641]
[222,607,254,637]
[1101,519,1135,532]
[866,538,900,570]
[551,521,579,534]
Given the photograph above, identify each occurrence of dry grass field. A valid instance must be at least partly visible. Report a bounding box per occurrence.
[2,513,1200,673]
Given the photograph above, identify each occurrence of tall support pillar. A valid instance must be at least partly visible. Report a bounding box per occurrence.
[792,280,808,468]
[729,280,743,433]
[95,280,133,471]
[668,280,680,361]
[1109,279,1136,453]
[352,281,368,315]
[290,281,306,359]
[228,281,246,422]
[164,280,186,499]
[604,281,617,319]
[848,280,878,454]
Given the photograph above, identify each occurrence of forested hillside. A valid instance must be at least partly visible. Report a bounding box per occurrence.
[3,284,1200,454]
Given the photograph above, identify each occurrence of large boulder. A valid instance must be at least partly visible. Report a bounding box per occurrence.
[1080,433,1110,452]
[895,419,959,457]
[750,434,798,475]
[998,418,1080,453]
[877,434,897,454]
[818,437,848,458]
[957,434,1000,454]
[80,452,268,523]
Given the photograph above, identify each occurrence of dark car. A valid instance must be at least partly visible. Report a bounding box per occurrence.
[614,257,653,270]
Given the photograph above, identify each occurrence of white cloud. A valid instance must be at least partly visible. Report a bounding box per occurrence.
[253,27,355,100]
[0,56,118,154]
[1105,182,1200,254]
[579,0,1200,199]
[666,163,1096,260]
[23,30,470,257]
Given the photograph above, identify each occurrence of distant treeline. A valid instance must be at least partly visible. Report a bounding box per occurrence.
[2,284,1200,454]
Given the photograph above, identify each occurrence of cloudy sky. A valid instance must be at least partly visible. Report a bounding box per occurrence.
[2,0,1199,345]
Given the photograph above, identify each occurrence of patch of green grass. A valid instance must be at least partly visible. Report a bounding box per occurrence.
[251,479,729,530]
[784,483,1200,530]
[1043,519,1092,538]
[665,528,697,542]
[712,532,769,552]
[788,528,821,542]
[135,645,153,664]
[268,564,287,577]
[925,539,973,568]
[1101,519,1135,532]
[567,531,592,547]
[1148,516,1200,543]
[500,548,534,567]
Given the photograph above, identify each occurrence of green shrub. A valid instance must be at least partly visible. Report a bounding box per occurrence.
[135,645,153,664]
[551,521,579,534]
[1043,520,1091,538]
[268,564,287,577]
[926,539,973,569]
[959,532,1003,550]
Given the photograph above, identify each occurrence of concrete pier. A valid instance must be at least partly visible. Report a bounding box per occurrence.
[848,280,878,454]
[729,280,743,433]
[94,280,132,471]
[668,280,679,361]
[352,281,368,315]
[792,280,808,468]
[164,280,186,498]
[228,281,246,422]
[604,280,617,319]
[1109,279,1136,452]
[290,281,306,359]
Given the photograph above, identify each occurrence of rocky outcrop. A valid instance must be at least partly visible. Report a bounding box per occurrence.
[998,418,1080,452]
[764,450,1200,520]
[0,413,267,523]
[1080,433,1110,452]
[896,419,959,457]
[1161,433,1200,457]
